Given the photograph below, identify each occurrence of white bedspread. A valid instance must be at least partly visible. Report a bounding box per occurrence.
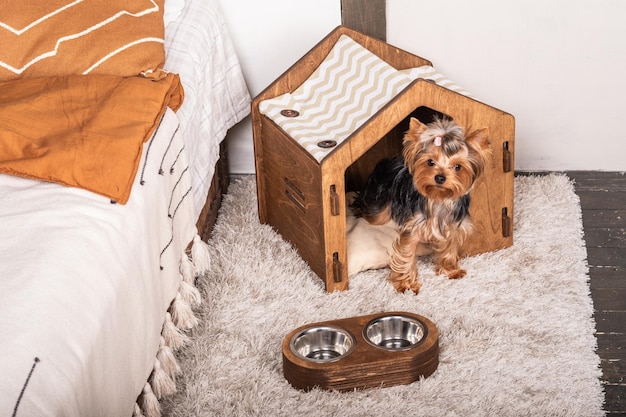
[0,109,195,417]
[164,0,251,216]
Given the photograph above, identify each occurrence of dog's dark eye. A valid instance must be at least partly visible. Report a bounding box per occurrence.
[453,164,462,171]
[427,159,436,167]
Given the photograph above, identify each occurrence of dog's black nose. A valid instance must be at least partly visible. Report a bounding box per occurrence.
[435,174,446,185]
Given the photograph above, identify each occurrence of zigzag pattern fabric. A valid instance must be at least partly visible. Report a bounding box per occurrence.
[0,0,165,81]
[400,66,474,99]
[259,35,473,162]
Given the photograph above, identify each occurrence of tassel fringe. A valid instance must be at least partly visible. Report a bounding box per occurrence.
[157,336,181,378]
[161,312,190,350]
[170,293,199,330]
[136,234,207,417]
[179,279,202,306]
[139,383,161,417]
[150,359,177,399]
[133,403,145,417]
[179,253,195,284]
[191,234,210,275]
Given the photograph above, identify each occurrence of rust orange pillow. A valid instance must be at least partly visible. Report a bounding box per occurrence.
[0,0,166,80]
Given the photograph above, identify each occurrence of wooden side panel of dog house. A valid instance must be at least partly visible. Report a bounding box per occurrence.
[463,113,515,256]
[257,119,328,282]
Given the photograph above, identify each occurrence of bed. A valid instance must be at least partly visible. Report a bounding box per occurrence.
[0,1,250,416]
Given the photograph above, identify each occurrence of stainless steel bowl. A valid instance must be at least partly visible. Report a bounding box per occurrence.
[289,325,355,363]
[363,315,426,351]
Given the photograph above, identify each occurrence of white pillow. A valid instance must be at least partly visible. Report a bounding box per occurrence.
[346,192,434,277]
[346,192,397,276]
[347,214,396,277]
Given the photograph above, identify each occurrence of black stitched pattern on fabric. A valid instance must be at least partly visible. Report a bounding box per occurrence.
[171,186,192,220]
[159,185,192,270]
[167,166,190,218]
[12,357,40,417]
[139,114,166,185]
[158,124,180,175]
[170,145,185,174]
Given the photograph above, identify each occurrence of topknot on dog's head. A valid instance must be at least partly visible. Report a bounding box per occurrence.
[418,117,466,156]
[402,117,466,158]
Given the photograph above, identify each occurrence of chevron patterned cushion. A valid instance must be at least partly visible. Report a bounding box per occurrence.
[0,0,165,81]
[259,35,414,162]
[259,35,474,162]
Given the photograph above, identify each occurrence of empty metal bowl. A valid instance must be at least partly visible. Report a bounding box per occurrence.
[363,314,426,351]
[289,325,355,363]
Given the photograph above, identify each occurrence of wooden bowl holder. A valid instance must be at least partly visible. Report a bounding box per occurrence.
[282,311,439,391]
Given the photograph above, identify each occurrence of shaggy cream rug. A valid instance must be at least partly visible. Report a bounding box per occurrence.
[162,174,605,417]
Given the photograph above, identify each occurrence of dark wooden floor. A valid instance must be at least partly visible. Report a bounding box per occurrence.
[567,171,625,416]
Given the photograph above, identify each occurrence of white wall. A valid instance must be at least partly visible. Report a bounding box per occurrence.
[387,0,626,171]
[220,0,626,172]
[216,0,341,173]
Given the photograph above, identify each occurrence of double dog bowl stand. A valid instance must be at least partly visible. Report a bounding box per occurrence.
[282,312,439,391]
[252,25,515,292]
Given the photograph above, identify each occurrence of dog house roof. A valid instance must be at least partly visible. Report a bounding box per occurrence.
[259,35,474,162]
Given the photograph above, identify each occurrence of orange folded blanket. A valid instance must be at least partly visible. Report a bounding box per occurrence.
[0,72,183,204]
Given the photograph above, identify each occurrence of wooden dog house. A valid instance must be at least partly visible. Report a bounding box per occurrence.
[251,26,515,292]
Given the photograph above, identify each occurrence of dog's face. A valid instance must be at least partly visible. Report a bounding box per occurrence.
[402,117,491,201]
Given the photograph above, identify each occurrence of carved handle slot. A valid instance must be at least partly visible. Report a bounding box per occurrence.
[284,178,305,212]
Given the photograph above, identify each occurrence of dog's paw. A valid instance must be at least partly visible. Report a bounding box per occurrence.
[396,280,422,294]
[436,267,466,279]
[388,272,422,294]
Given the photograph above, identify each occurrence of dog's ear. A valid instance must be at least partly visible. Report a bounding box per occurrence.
[409,117,428,137]
[402,117,427,148]
[466,127,490,150]
[402,118,429,171]
[466,127,492,173]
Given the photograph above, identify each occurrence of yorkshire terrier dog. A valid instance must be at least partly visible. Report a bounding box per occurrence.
[351,117,491,294]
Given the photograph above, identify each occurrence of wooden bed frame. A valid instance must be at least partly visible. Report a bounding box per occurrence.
[196,140,230,242]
